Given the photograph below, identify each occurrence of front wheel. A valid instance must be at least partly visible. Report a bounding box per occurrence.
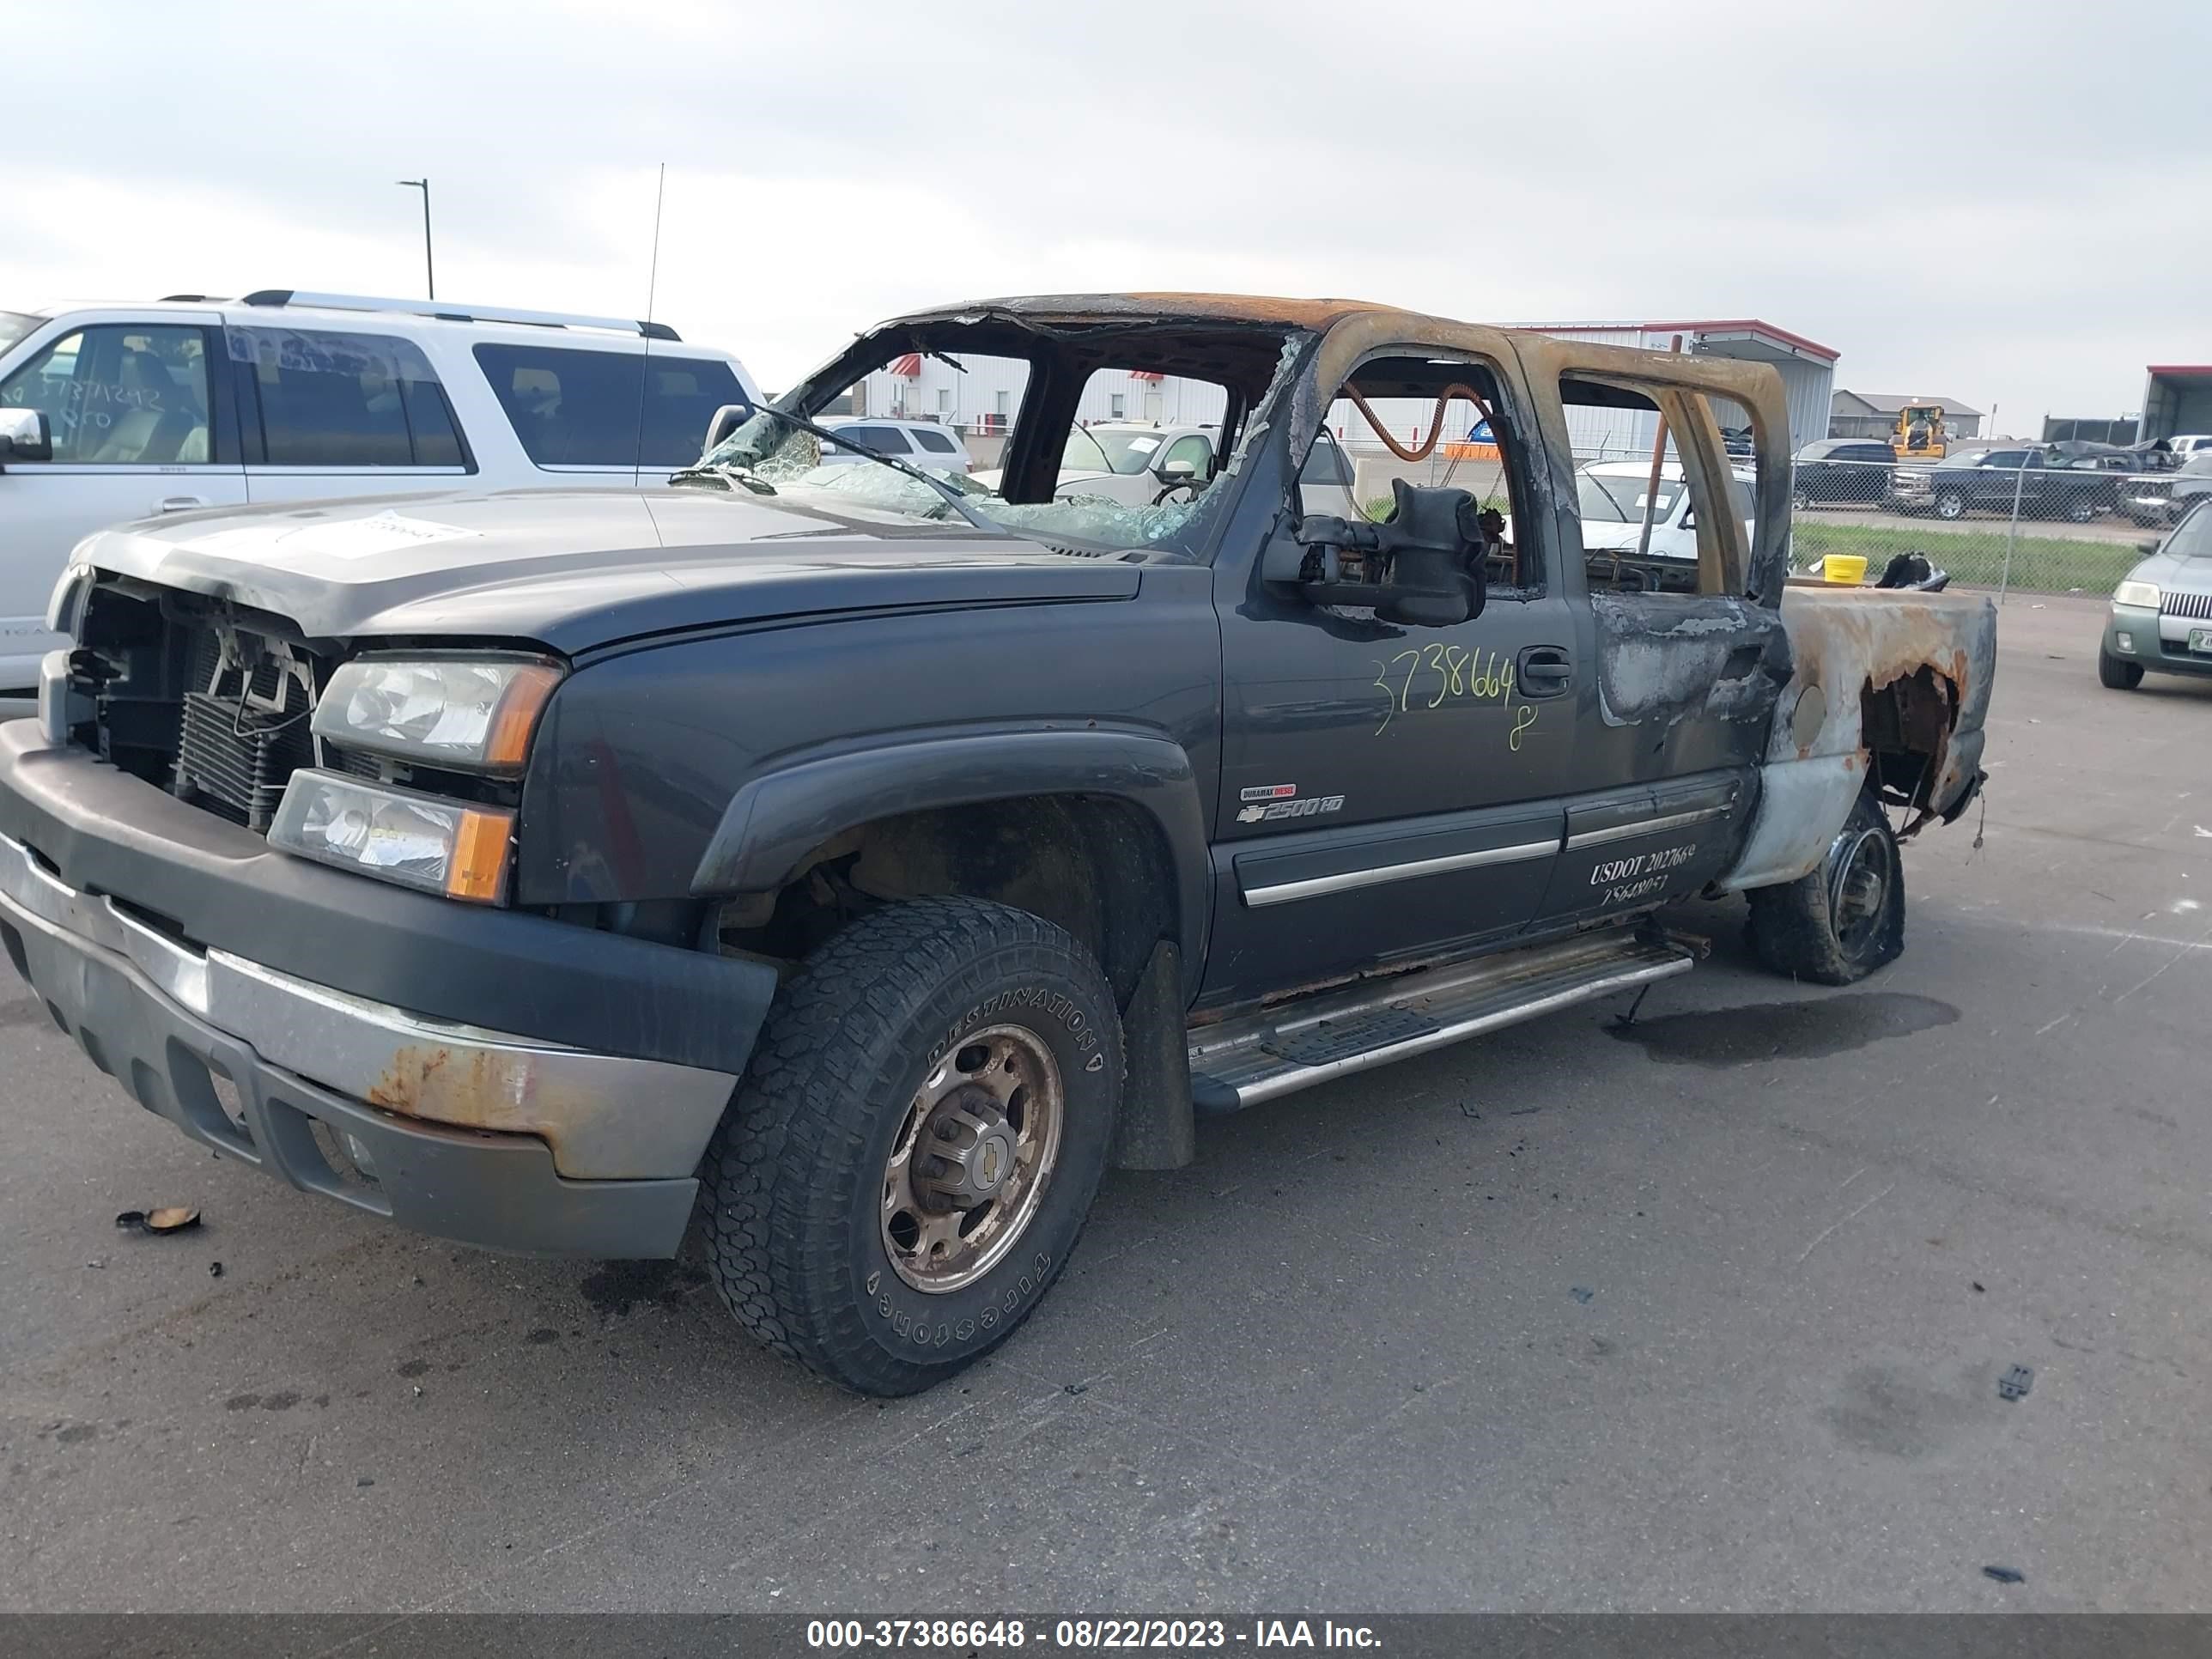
[1746,791,1905,985]
[700,896,1122,1395]
[2065,495,2098,524]
[2099,647,2144,690]
[1934,492,1966,520]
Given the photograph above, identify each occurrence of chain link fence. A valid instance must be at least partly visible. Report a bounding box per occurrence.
[1339,440,2170,598]
[1783,453,2161,597]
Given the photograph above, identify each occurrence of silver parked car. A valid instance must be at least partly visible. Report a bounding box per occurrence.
[2122,452,2212,527]
[2101,497,2212,689]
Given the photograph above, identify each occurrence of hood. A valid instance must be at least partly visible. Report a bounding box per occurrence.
[74,487,1139,653]
[2135,549,2212,590]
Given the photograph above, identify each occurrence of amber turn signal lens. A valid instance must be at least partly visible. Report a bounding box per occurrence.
[446,808,514,903]
[483,663,563,771]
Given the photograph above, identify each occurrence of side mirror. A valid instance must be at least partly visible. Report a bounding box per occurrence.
[1267,478,1486,628]
[702,401,751,454]
[2137,539,2160,556]
[0,409,52,465]
[1157,458,1199,482]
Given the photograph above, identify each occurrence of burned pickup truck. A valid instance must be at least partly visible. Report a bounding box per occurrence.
[0,295,1993,1395]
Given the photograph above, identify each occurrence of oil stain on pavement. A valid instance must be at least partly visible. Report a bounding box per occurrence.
[1610,993,1960,1067]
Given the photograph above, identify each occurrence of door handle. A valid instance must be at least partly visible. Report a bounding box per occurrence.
[1516,646,1573,699]
[156,495,209,514]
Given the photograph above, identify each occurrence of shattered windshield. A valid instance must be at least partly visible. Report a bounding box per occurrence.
[1060,427,1165,475]
[692,405,1218,550]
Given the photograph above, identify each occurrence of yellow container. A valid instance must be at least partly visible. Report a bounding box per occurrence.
[1820,553,1867,586]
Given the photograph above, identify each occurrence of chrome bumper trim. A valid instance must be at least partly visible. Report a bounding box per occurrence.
[0,831,738,1179]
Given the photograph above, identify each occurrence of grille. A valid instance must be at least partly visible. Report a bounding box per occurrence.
[172,628,318,832]
[2160,588,2212,622]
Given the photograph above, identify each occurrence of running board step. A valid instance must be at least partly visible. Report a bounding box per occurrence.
[1187,933,1693,1113]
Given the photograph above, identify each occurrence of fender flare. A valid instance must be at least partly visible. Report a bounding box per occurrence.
[690,725,1212,991]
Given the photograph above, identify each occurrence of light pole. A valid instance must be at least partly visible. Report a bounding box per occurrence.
[395,179,434,300]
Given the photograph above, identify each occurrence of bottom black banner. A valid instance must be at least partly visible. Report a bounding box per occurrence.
[3,1616,2207,1659]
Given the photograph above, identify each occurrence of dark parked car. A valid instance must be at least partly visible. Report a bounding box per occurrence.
[1790,438,1894,507]
[1888,446,2123,523]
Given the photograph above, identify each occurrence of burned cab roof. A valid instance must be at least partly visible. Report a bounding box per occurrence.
[854,293,1413,394]
[880,292,1409,333]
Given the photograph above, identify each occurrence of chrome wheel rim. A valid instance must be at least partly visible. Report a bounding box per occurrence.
[1828,823,1893,957]
[880,1024,1064,1294]
[1936,495,1964,520]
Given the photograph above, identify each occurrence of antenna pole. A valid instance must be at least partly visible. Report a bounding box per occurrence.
[631,163,666,484]
[396,179,434,300]
[645,161,665,324]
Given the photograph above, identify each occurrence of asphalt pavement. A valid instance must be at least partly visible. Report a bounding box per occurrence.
[3,594,2208,1613]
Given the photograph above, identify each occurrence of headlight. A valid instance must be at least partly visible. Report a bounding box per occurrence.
[269,771,513,903]
[2114,580,2161,608]
[313,657,561,773]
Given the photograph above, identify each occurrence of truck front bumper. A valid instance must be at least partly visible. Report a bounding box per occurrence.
[0,721,777,1257]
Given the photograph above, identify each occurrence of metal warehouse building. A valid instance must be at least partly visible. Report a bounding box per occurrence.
[2140,366,2212,444]
[1515,319,1838,457]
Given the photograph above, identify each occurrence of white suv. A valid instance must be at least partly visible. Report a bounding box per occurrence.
[0,289,760,690]
[811,416,972,472]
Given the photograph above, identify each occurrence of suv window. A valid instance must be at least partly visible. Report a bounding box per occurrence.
[1298,431,1352,488]
[910,427,959,454]
[1844,443,1893,463]
[1,324,213,464]
[230,327,463,467]
[836,424,913,455]
[474,344,744,467]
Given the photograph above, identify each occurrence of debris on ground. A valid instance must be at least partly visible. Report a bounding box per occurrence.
[1571,1286,1595,1304]
[113,1206,202,1235]
[1998,1364,2034,1401]
[1972,1281,1986,1292]
[1063,1382,1088,1396]
[1982,1565,2025,1584]
[210,1261,224,1279]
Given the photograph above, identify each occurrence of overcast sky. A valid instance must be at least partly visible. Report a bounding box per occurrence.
[6,0,2206,434]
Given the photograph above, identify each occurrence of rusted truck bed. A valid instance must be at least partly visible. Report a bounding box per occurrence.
[1719,585,1996,893]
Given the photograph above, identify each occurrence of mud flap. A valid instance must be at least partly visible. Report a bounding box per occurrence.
[1111,939,1195,1170]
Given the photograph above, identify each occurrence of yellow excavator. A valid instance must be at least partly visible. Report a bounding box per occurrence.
[1892,403,1948,460]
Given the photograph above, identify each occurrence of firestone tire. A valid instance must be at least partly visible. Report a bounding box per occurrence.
[1746,791,1905,986]
[699,896,1121,1397]
[2099,648,2144,690]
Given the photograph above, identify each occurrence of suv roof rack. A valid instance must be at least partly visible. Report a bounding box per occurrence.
[237,289,681,342]
[159,293,228,303]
